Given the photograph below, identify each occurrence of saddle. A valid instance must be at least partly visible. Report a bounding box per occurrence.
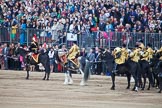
[31,53,39,63]
[69,58,80,67]
[60,54,67,64]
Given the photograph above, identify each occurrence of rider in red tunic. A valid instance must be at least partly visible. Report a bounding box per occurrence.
[29,34,39,54]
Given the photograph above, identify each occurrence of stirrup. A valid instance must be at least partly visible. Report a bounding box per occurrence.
[112,70,118,73]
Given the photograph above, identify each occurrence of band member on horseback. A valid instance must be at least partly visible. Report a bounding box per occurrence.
[29,34,39,54]
[140,47,149,61]
[129,45,141,63]
[138,39,145,51]
[155,46,162,69]
[146,43,154,61]
[112,44,128,73]
[67,41,80,69]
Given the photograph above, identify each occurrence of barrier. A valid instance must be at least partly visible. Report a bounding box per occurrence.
[0,27,161,49]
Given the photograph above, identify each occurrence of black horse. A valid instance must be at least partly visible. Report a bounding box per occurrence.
[150,52,162,93]
[150,54,160,88]
[83,50,139,91]
[15,47,50,80]
[110,57,140,91]
[138,59,154,90]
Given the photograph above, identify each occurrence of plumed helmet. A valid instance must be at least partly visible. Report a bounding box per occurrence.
[32,34,37,42]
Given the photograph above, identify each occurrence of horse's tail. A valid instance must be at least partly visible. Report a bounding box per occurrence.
[84,61,91,82]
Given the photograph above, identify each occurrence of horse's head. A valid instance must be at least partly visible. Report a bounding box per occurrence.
[16,47,28,56]
[155,52,162,59]
[26,54,31,64]
[150,54,160,68]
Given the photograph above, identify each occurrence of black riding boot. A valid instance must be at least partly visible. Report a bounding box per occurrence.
[112,63,118,73]
[156,61,162,69]
[68,60,75,69]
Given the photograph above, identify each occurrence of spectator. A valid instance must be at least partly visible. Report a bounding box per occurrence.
[48,47,54,73]
[2,43,9,70]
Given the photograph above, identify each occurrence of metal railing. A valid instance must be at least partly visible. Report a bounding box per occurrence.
[0,27,162,49]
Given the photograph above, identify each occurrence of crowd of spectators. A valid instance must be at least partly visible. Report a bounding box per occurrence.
[0,0,162,72]
[0,0,162,44]
[0,42,109,75]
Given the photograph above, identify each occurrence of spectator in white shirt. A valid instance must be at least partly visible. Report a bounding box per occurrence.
[48,48,55,73]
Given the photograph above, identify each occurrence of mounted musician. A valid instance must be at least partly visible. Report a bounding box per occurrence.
[29,35,39,54]
[129,45,141,63]
[155,46,162,69]
[146,43,154,61]
[112,44,128,73]
[67,42,80,69]
[29,35,39,63]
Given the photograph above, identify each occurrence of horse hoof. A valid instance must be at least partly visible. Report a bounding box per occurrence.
[135,87,138,92]
[46,78,49,80]
[147,88,150,90]
[42,78,45,80]
[132,88,135,91]
[111,87,115,90]
[126,87,130,89]
[26,77,29,80]
[80,81,86,86]
[68,81,73,85]
[158,91,161,93]
[141,88,144,91]
[63,82,68,85]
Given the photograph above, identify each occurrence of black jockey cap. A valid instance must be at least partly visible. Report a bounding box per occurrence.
[99,47,104,52]
[73,41,77,44]
[122,44,126,48]
[138,39,143,43]
[147,43,152,47]
[135,44,139,48]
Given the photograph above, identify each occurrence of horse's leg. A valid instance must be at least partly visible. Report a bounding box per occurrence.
[132,75,138,92]
[46,66,50,80]
[147,82,151,90]
[26,70,30,79]
[141,75,146,90]
[42,72,46,80]
[64,73,69,85]
[158,89,162,93]
[26,64,30,79]
[67,70,73,85]
[46,72,50,80]
[111,73,115,90]
[80,67,85,86]
[158,78,162,93]
[134,76,139,92]
[138,75,143,88]
[126,73,131,89]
